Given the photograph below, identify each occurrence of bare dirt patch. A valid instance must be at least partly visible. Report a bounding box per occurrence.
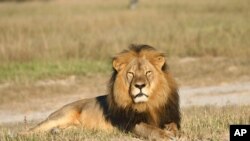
[0,80,249,124]
[180,81,250,107]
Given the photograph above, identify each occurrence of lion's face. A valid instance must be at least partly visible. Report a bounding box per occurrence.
[111,47,170,112]
[125,58,155,103]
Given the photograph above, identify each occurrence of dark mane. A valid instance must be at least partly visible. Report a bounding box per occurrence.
[97,95,149,132]
[129,44,156,53]
[113,44,155,58]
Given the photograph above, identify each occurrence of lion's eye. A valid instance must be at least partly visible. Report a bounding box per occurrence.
[146,71,152,76]
[127,72,134,78]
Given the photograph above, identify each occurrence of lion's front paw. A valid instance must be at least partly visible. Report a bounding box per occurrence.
[165,122,179,137]
[50,127,61,134]
[133,123,175,141]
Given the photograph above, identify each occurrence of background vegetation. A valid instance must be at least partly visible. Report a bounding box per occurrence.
[0,0,249,84]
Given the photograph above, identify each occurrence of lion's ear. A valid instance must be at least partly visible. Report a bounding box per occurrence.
[113,58,125,71]
[154,56,165,70]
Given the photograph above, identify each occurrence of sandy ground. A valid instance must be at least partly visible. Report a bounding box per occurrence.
[180,82,250,107]
[0,81,249,124]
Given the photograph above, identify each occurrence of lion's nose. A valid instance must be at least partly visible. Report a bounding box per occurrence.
[134,83,146,89]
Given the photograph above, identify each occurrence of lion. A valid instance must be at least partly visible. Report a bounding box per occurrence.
[22,44,181,140]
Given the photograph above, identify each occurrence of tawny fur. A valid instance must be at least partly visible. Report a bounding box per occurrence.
[22,44,181,140]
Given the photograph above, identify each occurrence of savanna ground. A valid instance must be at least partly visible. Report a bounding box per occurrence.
[0,0,250,140]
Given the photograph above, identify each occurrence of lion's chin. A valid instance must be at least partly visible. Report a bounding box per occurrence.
[133,95,148,103]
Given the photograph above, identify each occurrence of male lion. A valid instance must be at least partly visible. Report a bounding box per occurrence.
[23,44,181,140]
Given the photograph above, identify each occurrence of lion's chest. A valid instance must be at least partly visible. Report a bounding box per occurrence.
[96,95,164,132]
[108,111,149,132]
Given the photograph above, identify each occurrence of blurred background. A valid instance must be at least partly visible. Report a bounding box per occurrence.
[0,0,250,84]
[0,0,249,140]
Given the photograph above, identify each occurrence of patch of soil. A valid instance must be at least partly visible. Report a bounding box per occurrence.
[0,81,249,124]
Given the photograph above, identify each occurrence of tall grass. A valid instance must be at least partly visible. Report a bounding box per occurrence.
[0,0,249,63]
[181,105,250,140]
[0,0,249,83]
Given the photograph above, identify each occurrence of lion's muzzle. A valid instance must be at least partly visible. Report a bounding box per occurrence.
[131,82,150,103]
[133,92,149,103]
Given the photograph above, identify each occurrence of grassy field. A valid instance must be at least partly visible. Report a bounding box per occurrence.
[0,0,250,84]
[0,0,250,141]
[0,106,249,141]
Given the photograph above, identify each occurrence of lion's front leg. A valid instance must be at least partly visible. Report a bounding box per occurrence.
[133,123,175,141]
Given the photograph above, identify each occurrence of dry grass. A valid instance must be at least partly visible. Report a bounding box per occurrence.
[181,105,250,140]
[0,0,250,84]
[0,105,249,141]
[0,0,250,62]
[169,57,250,86]
[0,0,249,85]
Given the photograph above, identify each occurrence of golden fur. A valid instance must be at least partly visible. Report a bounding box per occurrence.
[22,45,181,140]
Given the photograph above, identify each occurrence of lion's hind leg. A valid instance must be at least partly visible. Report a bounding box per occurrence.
[24,108,81,134]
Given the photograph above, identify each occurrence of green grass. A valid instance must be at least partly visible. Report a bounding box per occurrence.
[0,105,249,141]
[0,60,110,82]
[1,57,249,85]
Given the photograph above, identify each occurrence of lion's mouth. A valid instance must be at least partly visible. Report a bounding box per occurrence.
[134,93,148,98]
[133,93,149,103]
